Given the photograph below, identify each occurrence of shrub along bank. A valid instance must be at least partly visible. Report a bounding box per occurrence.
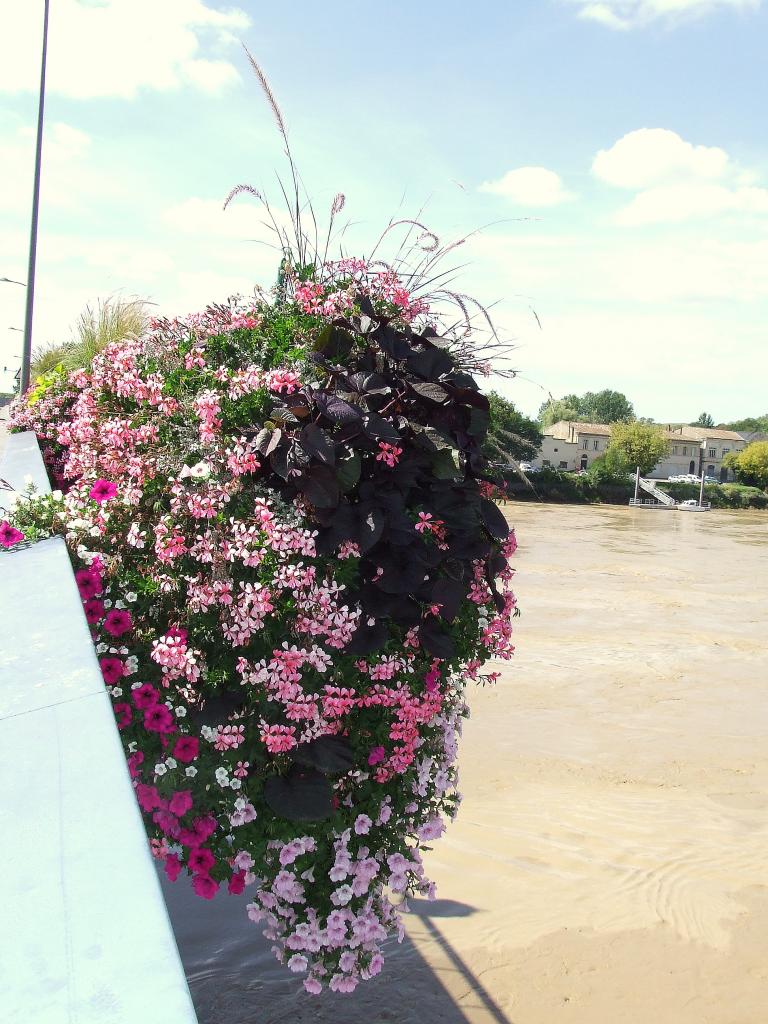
[503,469,768,509]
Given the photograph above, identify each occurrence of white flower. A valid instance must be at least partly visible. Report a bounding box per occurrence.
[230,778,242,790]
[125,592,137,603]
[185,766,198,778]
[51,489,63,501]
[89,527,101,538]
[175,706,187,718]
[215,767,229,785]
[103,600,113,609]
[155,763,167,776]
[124,656,139,675]
[131,681,143,690]
[111,687,123,698]
[95,643,108,654]
[115,600,126,610]
[165,757,177,770]
[128,741,137,754]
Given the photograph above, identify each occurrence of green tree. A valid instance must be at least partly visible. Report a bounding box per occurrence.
[484,391,543,464]
[587,446,632,484]
[691,412,715,428]
[538,389,634,427]
[538,397,581,428]
[721,414,768,434]
[579,389,634,424]
[607,422,670,476]
[724,442,768,488]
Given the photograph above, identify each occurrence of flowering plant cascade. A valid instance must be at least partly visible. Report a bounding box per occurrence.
[7,257,516,993]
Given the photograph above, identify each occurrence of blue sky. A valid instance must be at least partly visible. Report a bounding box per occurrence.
[1,0,767,421]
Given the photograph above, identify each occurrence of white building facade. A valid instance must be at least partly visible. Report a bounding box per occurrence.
[535,422,747,481]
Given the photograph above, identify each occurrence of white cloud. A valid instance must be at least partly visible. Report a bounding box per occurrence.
[0,0,250,99]
[615,182,768,225]
[479,167,575,207]
[593,128,768,224]
[0,120,97,212]
[163,197,293,246]
[568,0,760,30]
[593,129,729,189]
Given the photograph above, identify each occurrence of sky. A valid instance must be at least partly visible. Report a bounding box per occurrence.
[1,0,767,421]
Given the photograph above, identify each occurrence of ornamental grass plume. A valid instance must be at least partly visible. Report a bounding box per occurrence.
[3,58,521,996]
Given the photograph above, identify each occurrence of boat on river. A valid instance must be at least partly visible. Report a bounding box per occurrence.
[677,498,711,512]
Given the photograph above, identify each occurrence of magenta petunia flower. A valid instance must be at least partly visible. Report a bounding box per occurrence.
[164,854,183,883]
[168,790,193,817]
[99,657,125,684]
[113,702,132,730]
[143,704,175,734]
[188,847,216,875]
[131,683,159,710]
[367,745,386,766]
[0,521,25,548]
[75,569,103,599]
[135,783,163,812]
[228,871,246,895]
[83,598,105,624]
[89,479,118,503]
[103,608,132,637]
[127,750,144,779]
[173,736,199,763]
[192,874,219,900]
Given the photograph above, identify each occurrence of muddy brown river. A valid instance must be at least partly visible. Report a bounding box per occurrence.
[160,503,768,1024]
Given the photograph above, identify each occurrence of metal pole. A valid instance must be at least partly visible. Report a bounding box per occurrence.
[20,0,51,395]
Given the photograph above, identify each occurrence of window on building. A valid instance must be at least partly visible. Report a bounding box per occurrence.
[722,448,730,456]
[707,464,715,475]
[583,440,589,450]
[593,440,599,450]
[559,461,568,469]
[683,447,687,455]
[672,445,678,455]
[543,459,551,467]
[708,448,716,457]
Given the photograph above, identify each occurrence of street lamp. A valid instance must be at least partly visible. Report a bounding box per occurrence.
[1,277,26,287]
[20,0,51,395]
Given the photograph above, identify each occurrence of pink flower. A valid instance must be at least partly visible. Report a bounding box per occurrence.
[143,704,175,734]
[100,657,124,684]
[104,608,132,637]
[188,847,216,875]
[375,441,403,468]
[83,598,105,624]
[168,790,193,817]
[0,521,25,547]
[192,874,219,900]
[113,702,132,729]
[164,854,183,882]
[260,723,297,754]
[367,745,386,766]
[89,479,118,503]
[173,736,199,763]
[75,569,103,599]
[354,814,372,835]
[131,683,159,709]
